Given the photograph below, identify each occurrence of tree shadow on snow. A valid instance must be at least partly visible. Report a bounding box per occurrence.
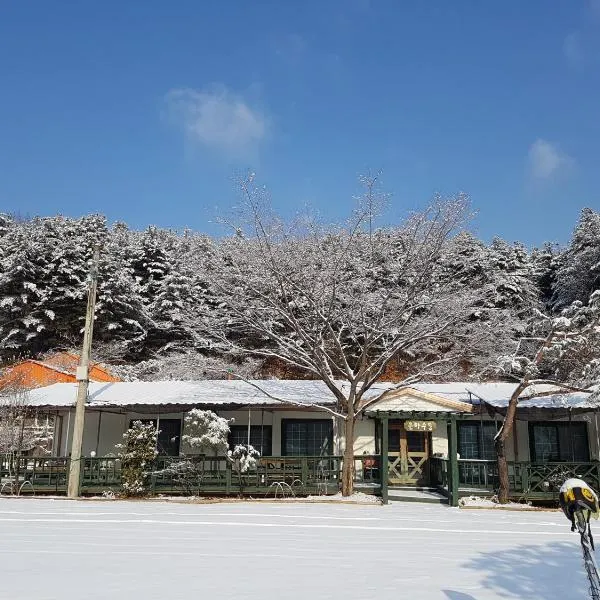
[442,591,478,600]
[461,540,587,599]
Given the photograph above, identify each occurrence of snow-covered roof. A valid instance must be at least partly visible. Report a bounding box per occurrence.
[25,380,344,409]
[21,380,599,413]
[465,382,599,410]
[465,382,559,403]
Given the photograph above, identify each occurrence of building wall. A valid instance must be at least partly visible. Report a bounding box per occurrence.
[353,417,376,454]
[58,407,335,457]
[432,424,448,456]
[53,405,600,463]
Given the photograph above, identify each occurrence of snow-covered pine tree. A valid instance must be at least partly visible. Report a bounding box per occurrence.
[131,226,172,303]
[553,208,600,309]
[94,222,153,358]
[530,242,560,308]
[0,218,52,361]
[37,215,108,350]
[181,409,230,455]
[116,421,158,497]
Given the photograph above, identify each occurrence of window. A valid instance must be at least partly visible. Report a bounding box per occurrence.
[229,426,272,456]
[458,422,497,460]
[129,419,181,456]
[529,422,589,462]
[281,419,333,456]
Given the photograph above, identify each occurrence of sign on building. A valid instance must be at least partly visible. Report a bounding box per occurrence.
[405,420,436,432]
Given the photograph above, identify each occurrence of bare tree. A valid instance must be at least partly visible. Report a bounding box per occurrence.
[0,381,52,456]
[208,173,486,496]
[0,380,53,494]
[491,291,600,503]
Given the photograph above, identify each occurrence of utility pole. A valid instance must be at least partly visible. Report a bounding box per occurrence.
[67,245,100,498]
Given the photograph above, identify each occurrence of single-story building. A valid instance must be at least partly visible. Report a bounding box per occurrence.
[11,380,600,503]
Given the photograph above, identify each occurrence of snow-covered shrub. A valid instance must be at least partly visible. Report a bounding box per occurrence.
[182,409,230,455]
[116,421,158,497]
[230,444,260,473]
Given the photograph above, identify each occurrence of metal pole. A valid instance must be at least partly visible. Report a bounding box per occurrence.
[67,246,100,498]
[448,416,459,507]
[247,407,251,448]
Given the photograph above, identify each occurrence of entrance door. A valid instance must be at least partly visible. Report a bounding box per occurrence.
[387,421,431,485]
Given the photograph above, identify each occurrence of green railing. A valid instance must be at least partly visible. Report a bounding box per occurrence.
[430,457,600,501]
[0,455,69,494]
[0,454,380,497]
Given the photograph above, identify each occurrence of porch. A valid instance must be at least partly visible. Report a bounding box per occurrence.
[430,457,600,502]
[3,452,599,504]
[0,453,380,497]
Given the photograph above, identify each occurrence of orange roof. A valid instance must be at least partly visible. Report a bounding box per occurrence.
[0,352,120,389]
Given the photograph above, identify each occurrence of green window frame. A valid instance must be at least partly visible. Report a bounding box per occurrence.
[281,419,333,457]
[529,422,589,462]
[458,421,498,460]
[128,418,181,456]
[228,425,272,456]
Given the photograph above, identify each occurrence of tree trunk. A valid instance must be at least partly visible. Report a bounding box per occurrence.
[496,382,526,504]
[495,437,509,504]
[341,417,355,497]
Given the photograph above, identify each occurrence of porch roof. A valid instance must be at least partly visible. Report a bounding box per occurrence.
[363,387,475,417]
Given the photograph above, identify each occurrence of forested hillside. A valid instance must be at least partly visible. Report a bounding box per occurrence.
[0,207,598,382]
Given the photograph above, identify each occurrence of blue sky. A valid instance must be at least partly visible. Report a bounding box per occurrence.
[1,1,599,246]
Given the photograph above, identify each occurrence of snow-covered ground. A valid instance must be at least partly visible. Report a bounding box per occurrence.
[0,498,589,599]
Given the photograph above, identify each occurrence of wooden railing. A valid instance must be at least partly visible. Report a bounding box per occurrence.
[430,457,600,500]
[6,454,595,500]
[0,454,380,497]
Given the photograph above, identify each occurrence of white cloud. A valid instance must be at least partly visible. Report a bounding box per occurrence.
[528,139,574,181]
[165,85,267,158]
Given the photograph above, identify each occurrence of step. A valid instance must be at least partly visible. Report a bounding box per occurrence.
[387,487,449,505]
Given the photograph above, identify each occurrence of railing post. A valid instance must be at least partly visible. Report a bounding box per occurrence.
[520,462,529,495]
[448,416,459,507]
[79,457,85,492]
[301,457,308,487]
[225,460,232,496]
[381,417,389,504]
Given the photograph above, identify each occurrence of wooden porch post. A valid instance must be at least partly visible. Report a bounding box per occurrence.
[381,416,389,504]
[448,416,459,507]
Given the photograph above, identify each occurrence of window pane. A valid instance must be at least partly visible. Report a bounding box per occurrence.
[128,419,181,456]
[557,423,589,462]
[282,420,333,456]
[458,422,497,460]
[157,419,181,456]
[480,424,497,461]
[458,423,479,459]
[571,424,590,462]
[531,423,589,462]
[532,425,560,462]
[406,432,426,453]
[229,426,272,456]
